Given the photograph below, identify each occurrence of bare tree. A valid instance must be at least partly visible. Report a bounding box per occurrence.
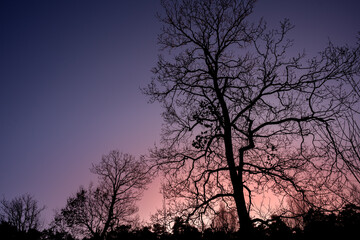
[211,203,238,233]
[0,193,45,232]
[144,0,360,236]
[333,110,360,184]
[54,150,152,240]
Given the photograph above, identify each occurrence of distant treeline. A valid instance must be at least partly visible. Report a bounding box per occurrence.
[1,203,360,240]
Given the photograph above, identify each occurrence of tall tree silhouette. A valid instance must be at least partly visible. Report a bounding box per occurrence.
[144,0,360,236]
[54,150,152,240]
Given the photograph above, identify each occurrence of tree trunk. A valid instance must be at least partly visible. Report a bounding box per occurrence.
[100,191,116,240]
[234,175,253,236]
[223,130,253,236]
[213,76,253,236]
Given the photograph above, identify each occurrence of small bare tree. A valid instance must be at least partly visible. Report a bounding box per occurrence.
[144,0,360,236]
[211,203,238,233]
[54,150,152,240]
[0,193,45,232]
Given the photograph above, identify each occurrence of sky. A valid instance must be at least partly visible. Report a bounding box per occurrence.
[0,0,359,227]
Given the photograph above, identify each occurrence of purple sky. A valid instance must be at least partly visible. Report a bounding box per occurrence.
[1,0,359,226]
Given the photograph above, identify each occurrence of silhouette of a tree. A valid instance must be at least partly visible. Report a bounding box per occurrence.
[211,203,238,233]
[266,215,293,240]
[338,203,360,238]
[0,193,44,233]
[172,217,201,240]
[53,150,152,240]
[144,0,360,237]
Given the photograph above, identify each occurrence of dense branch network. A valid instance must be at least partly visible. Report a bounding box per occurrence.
[53,151,153,240]
[144,0,360,234]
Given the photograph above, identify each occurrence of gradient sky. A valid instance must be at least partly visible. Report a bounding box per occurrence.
[1,0,359,226]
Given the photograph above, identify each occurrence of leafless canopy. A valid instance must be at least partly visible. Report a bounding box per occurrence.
[144,0,360,234]
[0,193,45,232]
[54,150,152,240]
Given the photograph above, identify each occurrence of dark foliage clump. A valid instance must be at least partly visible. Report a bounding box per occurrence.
[1,204,360,239]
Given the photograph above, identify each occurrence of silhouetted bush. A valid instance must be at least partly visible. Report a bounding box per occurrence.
[172,217,201,240]
[0,221,42,240]
[3,205,360,240]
